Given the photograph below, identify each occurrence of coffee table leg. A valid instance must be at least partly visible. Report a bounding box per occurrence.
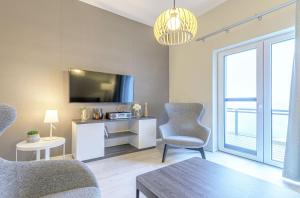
[36,150,41,161]
[136,189,139,198]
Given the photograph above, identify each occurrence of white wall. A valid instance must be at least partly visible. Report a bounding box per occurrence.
[0,0,169,160]
[169,0,296,151]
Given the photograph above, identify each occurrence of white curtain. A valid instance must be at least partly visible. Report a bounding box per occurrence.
[283,0,300,182]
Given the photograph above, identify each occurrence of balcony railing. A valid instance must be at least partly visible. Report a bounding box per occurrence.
[226,108,289,137]
[224,97,289,140]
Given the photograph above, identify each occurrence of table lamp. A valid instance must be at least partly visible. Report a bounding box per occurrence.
[44,109,59,140]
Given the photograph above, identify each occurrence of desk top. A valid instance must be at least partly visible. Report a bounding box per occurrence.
[136,157,300,198]
[16,137,65,151]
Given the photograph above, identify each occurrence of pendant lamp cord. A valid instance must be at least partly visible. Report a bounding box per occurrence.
[173,0,176,9]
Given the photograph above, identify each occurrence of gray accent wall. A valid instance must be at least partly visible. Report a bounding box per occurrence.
[0,0,169,160]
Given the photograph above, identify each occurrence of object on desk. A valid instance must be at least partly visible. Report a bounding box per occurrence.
[132,103,142,118]
[93,108,103,120]
[99,108,104,119]
[80,107,89,121]
[106,112,132,120]
[44,109,59,139]
[26,130,40,143]
[144,102,149,117]
[93,108,99,120]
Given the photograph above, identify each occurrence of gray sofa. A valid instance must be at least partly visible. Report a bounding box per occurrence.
[0,104,101,198]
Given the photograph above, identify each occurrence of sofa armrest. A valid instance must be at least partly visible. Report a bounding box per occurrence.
[16,160,99,198]
[41,187,100,198]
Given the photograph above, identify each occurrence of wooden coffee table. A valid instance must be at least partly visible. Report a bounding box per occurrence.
[136,157,300,198]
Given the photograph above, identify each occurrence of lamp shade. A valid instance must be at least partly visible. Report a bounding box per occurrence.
[44,110,59,123]
[153,8,198,45]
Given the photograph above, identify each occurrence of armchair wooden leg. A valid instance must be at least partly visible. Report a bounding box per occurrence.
[162,144,168,163]
[199,147,206,159]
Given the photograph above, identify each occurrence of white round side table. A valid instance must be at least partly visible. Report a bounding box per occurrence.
[16,137,65,161]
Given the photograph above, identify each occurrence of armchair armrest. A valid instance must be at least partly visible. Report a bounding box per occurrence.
[195,123,211,146]
[16,160,99,198]
[159,123,172,139]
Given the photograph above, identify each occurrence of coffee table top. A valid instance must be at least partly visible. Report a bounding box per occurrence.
[136,157,300,198]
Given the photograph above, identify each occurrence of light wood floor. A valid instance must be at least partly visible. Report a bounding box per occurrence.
[86,144,300,198]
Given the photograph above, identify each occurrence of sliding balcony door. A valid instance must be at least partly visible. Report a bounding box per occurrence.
[264,33,295,167]
[218,42,264,161]
[218,31,295,167]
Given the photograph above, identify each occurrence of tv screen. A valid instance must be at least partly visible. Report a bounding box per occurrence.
[69,69,134,103]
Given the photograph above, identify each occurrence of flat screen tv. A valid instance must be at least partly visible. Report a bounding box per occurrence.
[69,69,134,103]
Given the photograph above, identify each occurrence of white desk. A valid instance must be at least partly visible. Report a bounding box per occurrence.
[72,117,157,161]
[16,137,65,161]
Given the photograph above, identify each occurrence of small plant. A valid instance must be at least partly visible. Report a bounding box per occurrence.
[27,130,40,143]
[27,130,39,136]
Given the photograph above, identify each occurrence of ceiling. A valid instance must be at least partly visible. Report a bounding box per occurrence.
[79,0,227,26]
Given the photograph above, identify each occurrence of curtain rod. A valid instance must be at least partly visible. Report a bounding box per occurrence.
[196,0,296,42]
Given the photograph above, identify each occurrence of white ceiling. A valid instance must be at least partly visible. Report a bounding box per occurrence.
[79,0,227,26]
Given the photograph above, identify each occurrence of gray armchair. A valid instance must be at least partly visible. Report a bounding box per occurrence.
[0,104,101,198]
[159,103,211,162]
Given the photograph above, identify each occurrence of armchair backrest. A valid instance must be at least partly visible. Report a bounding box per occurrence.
[0,104,16,136]
[165,103,203,121]
[161,103,209,141]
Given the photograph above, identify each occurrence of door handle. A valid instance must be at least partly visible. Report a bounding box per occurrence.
[257,102,263,110]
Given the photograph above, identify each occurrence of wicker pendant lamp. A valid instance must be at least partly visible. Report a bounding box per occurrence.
[153,0,198,46]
